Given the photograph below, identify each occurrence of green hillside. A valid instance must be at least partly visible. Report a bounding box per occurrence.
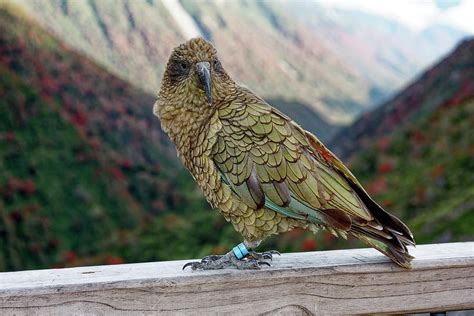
[0,3,219,271]
[331,39,474,158]
[349,97,474,243]
[0,66,140,270]
[334,39,474,243]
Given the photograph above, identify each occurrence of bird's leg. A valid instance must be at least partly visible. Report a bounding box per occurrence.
[243,240,280,261]
[182,240,277,270]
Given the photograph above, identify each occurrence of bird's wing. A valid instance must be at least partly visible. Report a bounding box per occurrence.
[211,97,374,232]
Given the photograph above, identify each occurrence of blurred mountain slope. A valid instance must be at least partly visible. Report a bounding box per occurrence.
[331,39,474,159]
[11,0,467,124]
[12,0,366,123]
[0,2,211,270]
[349,97,474,243]
[330,39,474,243]
[287,3,468,103]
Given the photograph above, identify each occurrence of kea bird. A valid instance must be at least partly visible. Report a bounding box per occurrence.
[153,38,415,270]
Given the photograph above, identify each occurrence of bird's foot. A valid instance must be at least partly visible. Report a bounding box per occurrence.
[247,250,280,261]
[201,254,223,263]
[182,251,271,270]
[183,242,276,270]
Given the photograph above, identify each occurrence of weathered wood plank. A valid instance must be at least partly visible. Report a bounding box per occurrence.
[0,242,473,315]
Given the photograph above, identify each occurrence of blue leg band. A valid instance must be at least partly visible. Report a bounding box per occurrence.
[233,242,249,260]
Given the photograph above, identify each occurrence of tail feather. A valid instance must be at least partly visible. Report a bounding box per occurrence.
[348,181,415,269]
[352,231,414,269]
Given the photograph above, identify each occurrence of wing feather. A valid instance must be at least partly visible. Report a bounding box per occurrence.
[212,97,374,232]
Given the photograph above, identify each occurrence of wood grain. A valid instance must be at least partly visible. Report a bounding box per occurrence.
[0,242,473,315]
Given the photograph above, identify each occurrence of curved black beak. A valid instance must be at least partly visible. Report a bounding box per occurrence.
[196,61,212,105]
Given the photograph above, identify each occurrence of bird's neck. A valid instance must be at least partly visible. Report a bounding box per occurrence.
[158,102,214,154]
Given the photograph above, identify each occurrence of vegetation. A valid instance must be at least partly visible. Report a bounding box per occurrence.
[0,3,472,271]
[0,4,213,270]
[349,97,474,244]
[334,39,474,244]
[331,39,474,158]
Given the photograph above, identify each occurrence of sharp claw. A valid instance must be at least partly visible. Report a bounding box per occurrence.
[182,262,197,270]
[258,261,271,267]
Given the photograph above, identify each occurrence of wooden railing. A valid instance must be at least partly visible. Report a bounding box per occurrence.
[0,242,473,315]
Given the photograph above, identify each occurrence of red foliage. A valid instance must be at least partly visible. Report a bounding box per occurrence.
[5,177,36,196]
[41,73,60,94]
[323,231,334,243]
[71,111,87,126]
[20,180,37,196]
[287,228,305,238]
[110,167,125,181]
[302,239,317,251]
[367,177,388,195]
[376,136,391,152]
[410,130,427,144]
[120,159,132,170]
[5,131,16,142]
[104,255,125,265]
[7,177,23,191]
[152,199,165,212]
[63,251,77,263]
[382,198,394,207]
[443,81,474,108]
[431,164,446,178]
[378,162,394,174]
[88,138,101,150]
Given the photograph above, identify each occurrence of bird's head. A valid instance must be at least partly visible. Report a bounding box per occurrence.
[157,38,233,113]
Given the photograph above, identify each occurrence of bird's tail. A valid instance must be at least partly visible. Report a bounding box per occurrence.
[350,184,415,269]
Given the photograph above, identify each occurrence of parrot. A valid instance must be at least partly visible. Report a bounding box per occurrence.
[153,38,415,270]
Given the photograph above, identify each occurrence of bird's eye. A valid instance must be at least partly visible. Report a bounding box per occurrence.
[168,59,190,81]
[213,59,223,72]
[180,62,188,71]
